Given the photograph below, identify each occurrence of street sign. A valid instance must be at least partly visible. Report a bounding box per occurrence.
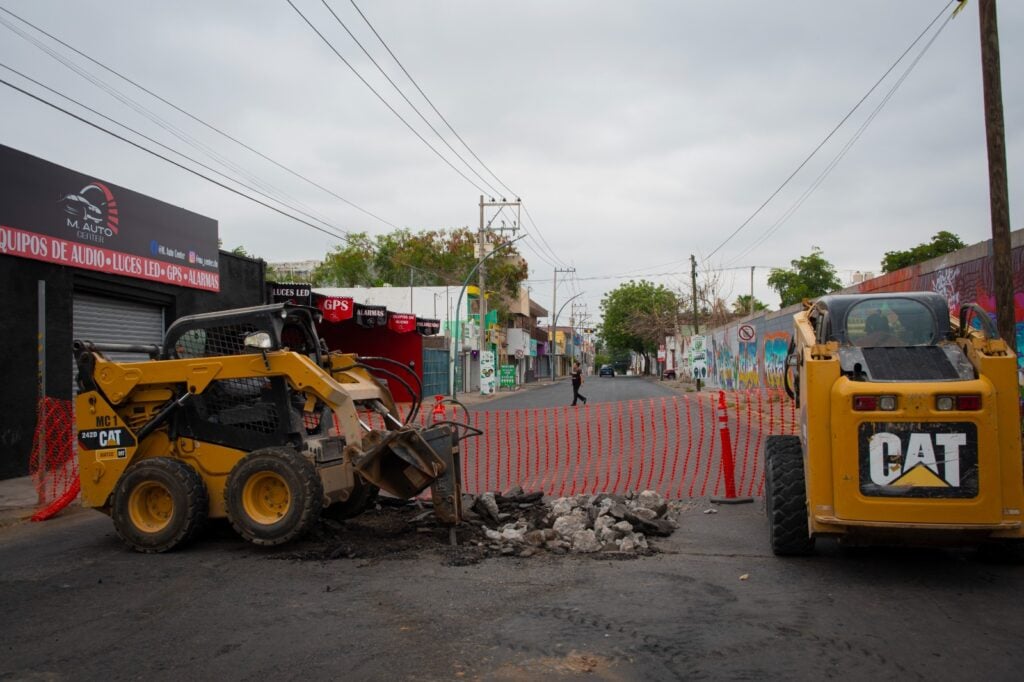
[499,364,516,388]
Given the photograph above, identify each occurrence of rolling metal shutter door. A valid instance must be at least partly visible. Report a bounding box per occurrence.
[72,293,165,394]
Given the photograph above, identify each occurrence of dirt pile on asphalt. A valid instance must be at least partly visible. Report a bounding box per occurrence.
[279,488,685,566]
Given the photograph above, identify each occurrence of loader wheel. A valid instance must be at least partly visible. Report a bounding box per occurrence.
[765,435,815,556]
[225,447,323,546]
[112,457,208,554]
[322,478,380,521]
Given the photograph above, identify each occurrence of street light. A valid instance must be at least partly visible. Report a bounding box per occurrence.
[549,291,584,382]
[449,233,527,399]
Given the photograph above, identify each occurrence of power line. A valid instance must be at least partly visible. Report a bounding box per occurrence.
[348,0,516,198]
[702,0,957,263]
[0,5,403,231]
[726,5,958,266]
[286,0,492,196]
[0,72,471,286]
[0,62,353,241]
[342,0,569,270]
[318,0,503,198]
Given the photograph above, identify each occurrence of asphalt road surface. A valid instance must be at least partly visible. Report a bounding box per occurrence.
[2,499,1022,680]
[472,375,680,411]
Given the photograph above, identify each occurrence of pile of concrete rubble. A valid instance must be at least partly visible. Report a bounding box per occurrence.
[464,488,683,557]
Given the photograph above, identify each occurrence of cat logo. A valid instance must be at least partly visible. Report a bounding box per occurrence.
[858,422,978,498]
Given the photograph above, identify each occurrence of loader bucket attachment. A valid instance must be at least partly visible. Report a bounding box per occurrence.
[426,426,463,525]
[352,425,454,501]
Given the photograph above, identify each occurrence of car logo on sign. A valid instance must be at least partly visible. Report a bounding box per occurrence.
[858,422,978,498]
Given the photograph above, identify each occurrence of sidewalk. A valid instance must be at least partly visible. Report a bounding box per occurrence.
[440,376,563,408]
[0,476,40,527]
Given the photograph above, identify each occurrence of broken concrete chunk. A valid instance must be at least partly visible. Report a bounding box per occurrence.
[608,503,629,520]
[473,492,501,523]
[550,497,575,518]
[612,520,633,534]
[571,529,601,553]
[635,490,668,516]
[552,512,587,539]
[629,507,658,522]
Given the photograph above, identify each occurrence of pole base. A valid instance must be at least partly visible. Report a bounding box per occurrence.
[709,496,754,505]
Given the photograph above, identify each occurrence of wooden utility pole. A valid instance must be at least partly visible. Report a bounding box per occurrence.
[978,0,1014,345]
[550,266,575,380]
[690,254,701,391]
[690,254,700,335]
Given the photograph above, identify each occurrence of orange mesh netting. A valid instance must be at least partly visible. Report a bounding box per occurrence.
[28,397,79,521]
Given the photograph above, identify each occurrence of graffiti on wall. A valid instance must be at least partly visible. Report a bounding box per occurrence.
[710,330,736,390]
[696,237,1022,398]
[763,331,790,390]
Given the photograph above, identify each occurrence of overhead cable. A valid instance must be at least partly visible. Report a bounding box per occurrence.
[0,5,403,231]
[701,0,956,262]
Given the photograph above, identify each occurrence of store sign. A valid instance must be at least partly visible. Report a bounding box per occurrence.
[318,296,354,323]
[388,313,417,333]
[416,318,441,336]
[480,350,496,395]
[354,303,387,328]
[271,283,312,305]
[499,364,516,388]
[0,145,219,291]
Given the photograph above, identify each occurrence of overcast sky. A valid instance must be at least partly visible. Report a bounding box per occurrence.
[1,1,1021,321]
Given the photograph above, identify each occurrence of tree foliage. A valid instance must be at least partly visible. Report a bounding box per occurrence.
[599,280,679,372]
[881,230,966,273]
[767,247,842,308]
[310,228,528,315]
[731,294,769,316]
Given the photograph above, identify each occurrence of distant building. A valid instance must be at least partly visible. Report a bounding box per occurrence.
[268,259,321,281]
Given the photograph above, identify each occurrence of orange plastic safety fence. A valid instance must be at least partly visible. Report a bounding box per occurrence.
[28,397,78,521]
[344,391,800,501]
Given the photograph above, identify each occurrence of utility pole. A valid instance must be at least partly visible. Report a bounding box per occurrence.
[690,254,701,391]
[550,266,575,380]
[749,266,755,317]
[477,195,521,394]
[978,1,1014,346]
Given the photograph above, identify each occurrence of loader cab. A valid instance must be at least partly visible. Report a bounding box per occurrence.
[162,304,331,451]
[810,293,973,383]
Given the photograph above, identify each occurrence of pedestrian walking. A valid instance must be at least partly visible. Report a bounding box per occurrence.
[570,361,587,406]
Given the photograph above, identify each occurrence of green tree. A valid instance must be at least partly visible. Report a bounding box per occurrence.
[731,295,769,316]
[310,228,527,319]
[768,247,842,308]
[599,280,679,374]
[881,230,966,273]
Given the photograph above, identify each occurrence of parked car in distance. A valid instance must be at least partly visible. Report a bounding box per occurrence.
[662,368,676,380]
[599,364,615,377]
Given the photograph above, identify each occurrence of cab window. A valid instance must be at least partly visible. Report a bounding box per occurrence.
[846,299,936,347]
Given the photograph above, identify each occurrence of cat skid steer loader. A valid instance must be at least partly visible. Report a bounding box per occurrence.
[75,303,467,553]
[765,292,1023,555]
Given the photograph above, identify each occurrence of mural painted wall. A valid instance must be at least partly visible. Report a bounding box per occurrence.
[696,231,1023,396]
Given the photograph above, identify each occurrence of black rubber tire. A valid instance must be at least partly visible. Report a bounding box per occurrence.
[225,447,323,546]
[322,478,380,522]
[111,457,208,554]
[765,435,815,556]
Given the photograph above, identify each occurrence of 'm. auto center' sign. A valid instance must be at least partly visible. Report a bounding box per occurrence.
[0,145,220,291]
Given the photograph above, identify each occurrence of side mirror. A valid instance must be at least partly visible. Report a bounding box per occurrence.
[244,331,273,350]
[786,354,799,367]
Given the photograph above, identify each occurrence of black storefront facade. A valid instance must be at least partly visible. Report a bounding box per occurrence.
[0,145,265,479]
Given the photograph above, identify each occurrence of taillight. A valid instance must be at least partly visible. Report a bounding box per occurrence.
[937,394,981,411]
[853,395,897,411]
[853,395,876,411]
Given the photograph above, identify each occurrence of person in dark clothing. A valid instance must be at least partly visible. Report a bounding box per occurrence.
[571,361,587,406]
